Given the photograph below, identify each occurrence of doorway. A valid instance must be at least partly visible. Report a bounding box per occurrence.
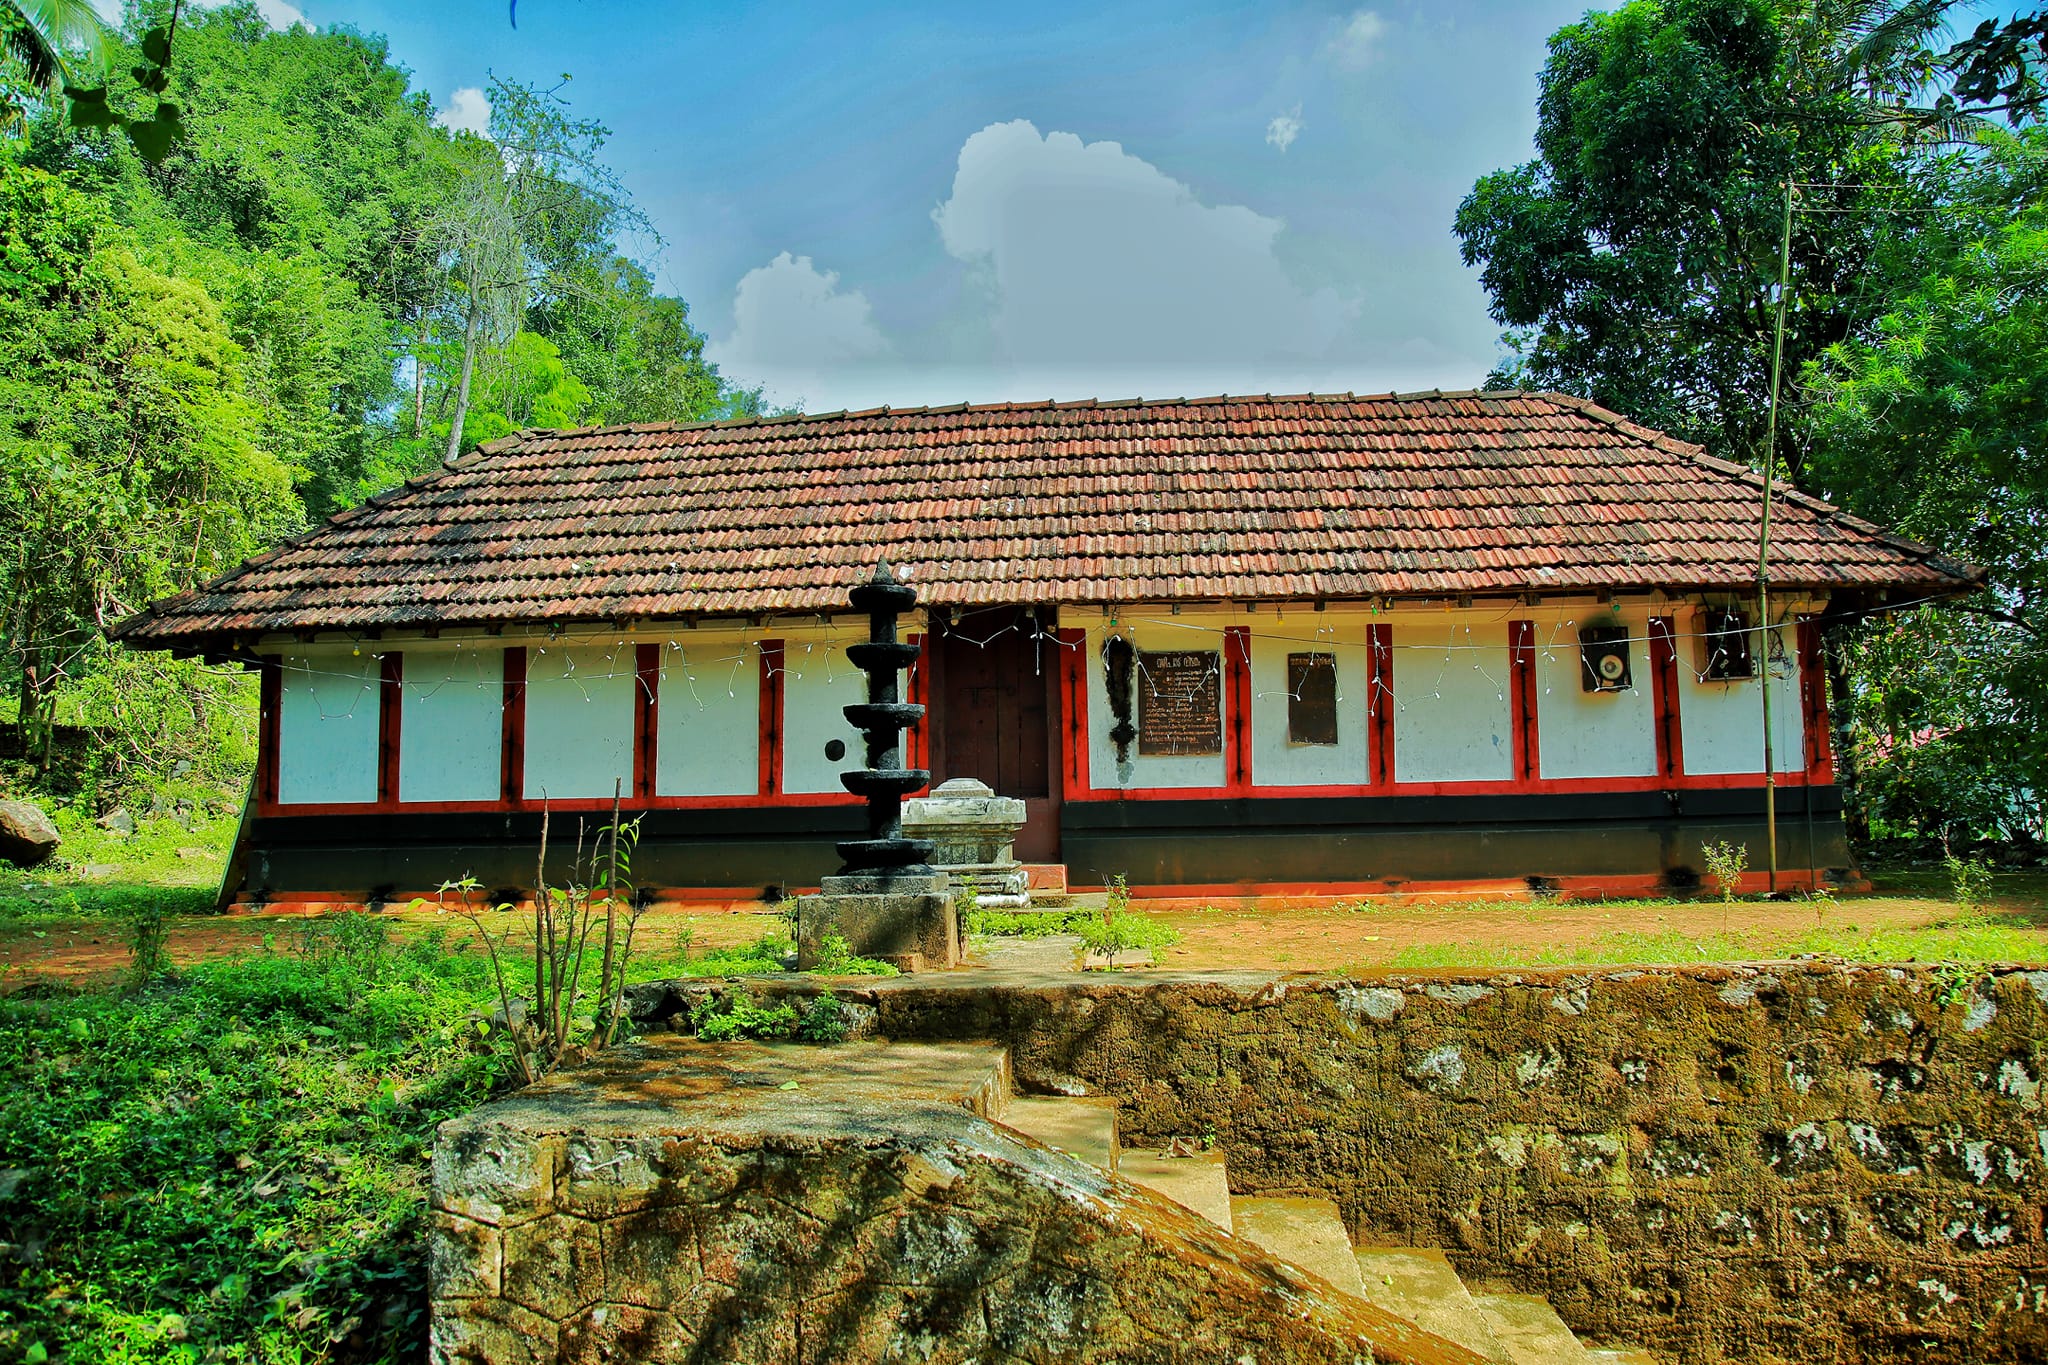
[931,606,1060,863]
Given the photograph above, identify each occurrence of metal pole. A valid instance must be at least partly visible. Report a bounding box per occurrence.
[1759,177,1794,896]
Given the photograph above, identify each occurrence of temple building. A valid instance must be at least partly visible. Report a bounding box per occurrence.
[113,391,1978,906]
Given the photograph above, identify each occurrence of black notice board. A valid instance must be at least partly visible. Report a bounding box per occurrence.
[1137,650,1221,756]
[1287,653,1338,746]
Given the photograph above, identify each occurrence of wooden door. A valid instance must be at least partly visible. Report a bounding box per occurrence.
[933,607,1059,862]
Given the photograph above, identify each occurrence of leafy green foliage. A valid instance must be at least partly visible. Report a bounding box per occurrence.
[1804,132,2048,847]
[1944,850,1994,912]
[1077,910,1179,967]
[792,994,850,1045]
[0,928,505,1363]
[807,931,899,978]
[688,985,797,1042]
[1701,839,1751,901]
[965,907,1097,938]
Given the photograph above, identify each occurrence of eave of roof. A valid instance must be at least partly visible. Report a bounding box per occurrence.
[112,389,1983,651]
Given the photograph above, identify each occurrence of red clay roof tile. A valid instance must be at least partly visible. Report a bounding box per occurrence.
[113,391,1978,647]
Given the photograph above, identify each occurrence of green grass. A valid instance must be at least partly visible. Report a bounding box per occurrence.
[1373,913,2045,972]
[964,907,1096,939]
[0,924,504,1365]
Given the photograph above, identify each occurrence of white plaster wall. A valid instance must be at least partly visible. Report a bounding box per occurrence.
[1681,624,1805,776]
[1083,620,1229,790]
[522,643,636,801]
[399,646,502,803]
[1391,620,1514,783]
[276,650,380,805]
[1249,630,1371,786]
[1533,615,1658,780]
[656,638,760,797]
[781,633,868,795]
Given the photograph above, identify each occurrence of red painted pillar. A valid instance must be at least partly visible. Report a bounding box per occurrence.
[906,632,930,776]
[256,656,281,808]
[378,650,403,805]
[757,640,784,798]
[1797,615,1833,783]
[1649,616,1686,780]
[1057,627,1089,796]
[1509,620,1540,783]
[1367,623,1394,787]
[501,647,527,807]
[1224,625,1253,793]
[634,642,660,802]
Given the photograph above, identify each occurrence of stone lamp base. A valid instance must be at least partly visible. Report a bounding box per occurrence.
[902,778,1031,910]
[794,870,958,972]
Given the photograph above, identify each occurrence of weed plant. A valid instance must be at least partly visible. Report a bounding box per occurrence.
[0,928,504,1364]
[964,907,1095,938]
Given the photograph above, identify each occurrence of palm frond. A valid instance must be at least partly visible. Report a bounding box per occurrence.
[2,0,110,91]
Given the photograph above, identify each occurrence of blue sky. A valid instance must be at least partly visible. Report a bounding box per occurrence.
[182,1,2002,411]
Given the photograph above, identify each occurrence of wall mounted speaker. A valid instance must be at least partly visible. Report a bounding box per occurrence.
[1579,625,1632,692]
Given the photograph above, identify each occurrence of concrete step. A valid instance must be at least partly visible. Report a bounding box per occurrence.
[1354,1246,1513,1364]
[1119,1147,1231,1228]
[1472,1292,1593,1365]
[999,1095,1118,1172]
[1584,1350,1657,1364]
[1229,1196,1368,1298]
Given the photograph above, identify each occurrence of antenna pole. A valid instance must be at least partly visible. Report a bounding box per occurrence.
[1759,177,1794,896]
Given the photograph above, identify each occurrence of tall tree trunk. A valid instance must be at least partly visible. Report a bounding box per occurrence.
[413,311,427,439]
[443,293,482,467]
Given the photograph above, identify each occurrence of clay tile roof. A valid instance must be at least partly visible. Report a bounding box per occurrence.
[112,391,1981,647]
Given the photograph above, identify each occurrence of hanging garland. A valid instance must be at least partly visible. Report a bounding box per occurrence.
[1104,635,1137,762]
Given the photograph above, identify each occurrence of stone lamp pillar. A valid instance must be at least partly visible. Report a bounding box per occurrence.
[794,562,959,971]
[902,779,1030,908]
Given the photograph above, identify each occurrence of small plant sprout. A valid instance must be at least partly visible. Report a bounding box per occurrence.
[1944,848,1993,917]
[1701,841,1748,904]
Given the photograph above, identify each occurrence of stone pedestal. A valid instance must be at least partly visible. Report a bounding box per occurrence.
[903,778,1030,909]
[795,870,957,972]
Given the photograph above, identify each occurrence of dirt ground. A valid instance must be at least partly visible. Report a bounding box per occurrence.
[5,872,2044,992]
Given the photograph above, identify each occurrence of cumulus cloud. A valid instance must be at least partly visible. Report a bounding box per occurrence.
[1326,9,1388,68]
[1266,105,1304,153]
[254,0,308,28]
[931,120,1353,379]
[434,87,493,138]
[708,252,891,410]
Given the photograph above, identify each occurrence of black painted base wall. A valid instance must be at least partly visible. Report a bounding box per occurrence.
[1061,787,1851,888]
[239,786,1850,901]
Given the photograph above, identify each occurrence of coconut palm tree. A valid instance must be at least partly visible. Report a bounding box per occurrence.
[1,0,109,128]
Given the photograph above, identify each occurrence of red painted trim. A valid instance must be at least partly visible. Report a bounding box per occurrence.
[1086,869,1836,901]
[634,642,659,802]
[758,639,784,797]
[502,647,527,807]
[1224,625,1253,793]
[256,656,281,806]
[1060,770,1825,803]
[1797,615,1834,783]
[256,791,862,818]
[1367,623,1394,787]
[1509,619,1539,782]
[906,632,929,773]
[1057,627,1090,797]
[1648,617,1685,780]
[377,651,403,804]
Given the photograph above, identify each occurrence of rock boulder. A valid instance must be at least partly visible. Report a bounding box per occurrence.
[0,799,60,868]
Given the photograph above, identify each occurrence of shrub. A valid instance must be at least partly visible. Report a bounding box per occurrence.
[1945,851,1994,915]
[1701,841,1748,902]
[966,907,1095,938]
[689,986,796,1041]
[121,897,172,992]
[808,932,899,977]
[1078,911,1179,968]
[793,994,850,1044]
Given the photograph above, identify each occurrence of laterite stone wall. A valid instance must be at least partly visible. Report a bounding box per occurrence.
[637,964,2048,1363]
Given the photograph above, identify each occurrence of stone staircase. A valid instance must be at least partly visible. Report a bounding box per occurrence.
[999,1085,1656,1365]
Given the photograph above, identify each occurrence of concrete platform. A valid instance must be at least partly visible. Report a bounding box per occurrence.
[1473,1292,1593,1365]
[1121,1148,1232,1228]
[1355,1247,1511,1363]
[1000,1095,1118,1171]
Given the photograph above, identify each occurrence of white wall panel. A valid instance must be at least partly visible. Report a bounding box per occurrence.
[1084,622,1229,790]
[781,635,866,795]
[523,644,635,801]
[1534,617,1658,780]
[276,651,380,805]
[1680,624,1804,776]
[400,646,503,803]
[1392,622,1514,783]
[656,639,759,797]
[1249,631,1370,787]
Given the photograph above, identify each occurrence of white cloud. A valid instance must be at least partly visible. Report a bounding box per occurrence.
[708,252,891,410]
[434,87,493,138]
[930,120,1353,381]
[1266,105,1303,153]
[1326,9,1388,68]
[253,0,308,28]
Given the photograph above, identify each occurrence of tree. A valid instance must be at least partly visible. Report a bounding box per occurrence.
[1453,0,1931,480]
[0,0,106,125]
[1804,132,2048,844]
[0,164,295,764]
